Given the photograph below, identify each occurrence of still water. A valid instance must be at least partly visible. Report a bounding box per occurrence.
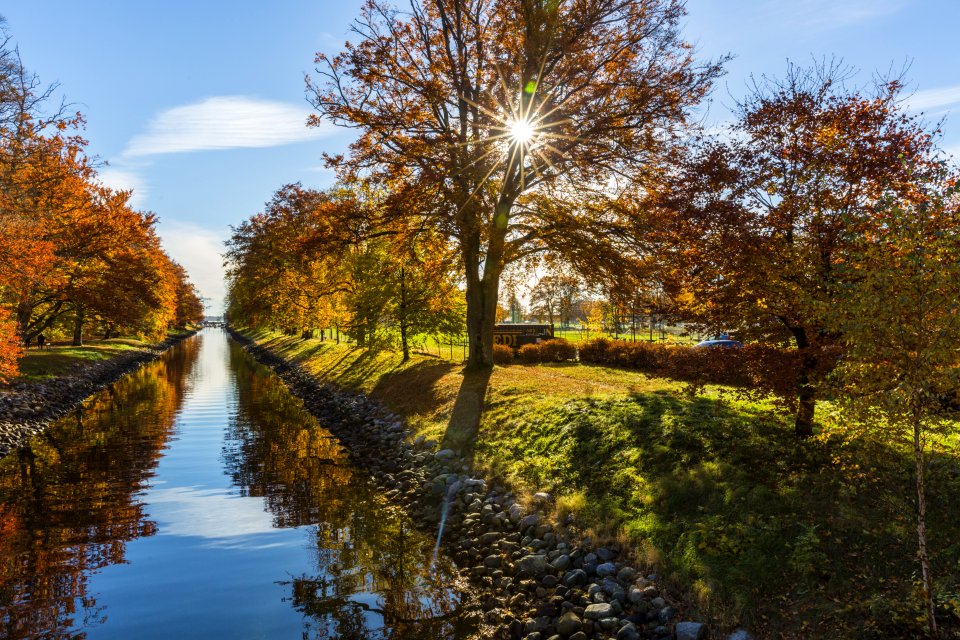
[0,329,464,639]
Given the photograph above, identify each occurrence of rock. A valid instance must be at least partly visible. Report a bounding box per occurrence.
[434,448,457,460]
[596,547,617,561]
[595,562,617,577]
[598,617,619,631]
[675,621,705,640]
[556,611,582,637]
[627,586,645,604]
[657,605,675,624]
[616,622,640,640]
[520,513,541,529]
[616,566,637,583]
[650,597,666,609]
[518,554,550,576]
[508,503,523,523]
[600,577,625,602]
[532,491,553,505]
[727,630,754,640]
[583,603,614,620]
[551,554,571,571]
[562,569,588,587]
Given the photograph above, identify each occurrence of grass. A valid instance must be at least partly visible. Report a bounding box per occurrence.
[242,327,960,639]
[14,338,153,383]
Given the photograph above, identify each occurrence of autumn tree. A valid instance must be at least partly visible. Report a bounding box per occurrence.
[651,62,939,436]
[225,182,463,354]
[0,23,202,366]
[829,165,960,636]
[528,273,580,327]
[308,0,723,368]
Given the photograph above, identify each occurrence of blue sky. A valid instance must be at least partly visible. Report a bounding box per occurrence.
[4,1,959,313]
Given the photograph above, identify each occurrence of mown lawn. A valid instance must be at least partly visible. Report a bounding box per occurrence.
[15,338,152,383]
[245,328,960,639]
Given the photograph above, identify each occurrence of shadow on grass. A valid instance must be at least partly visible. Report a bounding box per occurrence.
[476,389,960,637]
[369,358,459,426]
[439,367,492,463]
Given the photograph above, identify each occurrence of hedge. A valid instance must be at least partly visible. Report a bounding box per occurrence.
[578,337,841,408]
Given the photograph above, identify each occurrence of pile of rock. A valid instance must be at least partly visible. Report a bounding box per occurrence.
[0,332,196,459]
[233,330,754,640]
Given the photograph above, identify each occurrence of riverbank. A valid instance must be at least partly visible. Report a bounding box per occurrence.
[0,330,197,458]
[230,327,737,640]
[231,327,960,639]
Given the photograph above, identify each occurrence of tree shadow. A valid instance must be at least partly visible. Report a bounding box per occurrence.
[499,389,960,636]
[369,360,459,424]
[439,367,492,463]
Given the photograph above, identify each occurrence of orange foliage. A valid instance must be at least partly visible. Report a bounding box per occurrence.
[0,32,203,375]
[0,307,21,382]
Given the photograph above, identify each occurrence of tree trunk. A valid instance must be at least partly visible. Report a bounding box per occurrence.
[72,307,85,347]
[399,267,409,362]
[914,413,938,636]
[464,202,509,369]
[789,326,817,437]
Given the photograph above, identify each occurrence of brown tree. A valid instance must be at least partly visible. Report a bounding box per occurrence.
[650,62,939,436]
[308,0,723,367]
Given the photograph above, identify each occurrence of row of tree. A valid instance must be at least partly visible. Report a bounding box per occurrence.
[225,184,463,361]
[0,23,204,380]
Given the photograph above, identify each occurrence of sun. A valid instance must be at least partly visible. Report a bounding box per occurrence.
[508,118,536,145]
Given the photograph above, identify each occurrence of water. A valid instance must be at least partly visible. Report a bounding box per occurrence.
[0,329,466,639]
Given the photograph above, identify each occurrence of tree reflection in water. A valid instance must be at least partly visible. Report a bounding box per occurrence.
[225,343,469,639]
[0,337,200,640]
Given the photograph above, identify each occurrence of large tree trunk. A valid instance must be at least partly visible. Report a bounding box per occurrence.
[913,411,937,636]
[465,202,510,369]
[72,307,85,347]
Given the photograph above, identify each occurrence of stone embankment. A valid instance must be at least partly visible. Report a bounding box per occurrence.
[230,328,753,640]
[0,331,197,459]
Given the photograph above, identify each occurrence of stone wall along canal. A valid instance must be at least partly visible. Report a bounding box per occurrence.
[0,328,469,639]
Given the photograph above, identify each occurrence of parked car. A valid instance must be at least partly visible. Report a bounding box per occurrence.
[695,339,744,349]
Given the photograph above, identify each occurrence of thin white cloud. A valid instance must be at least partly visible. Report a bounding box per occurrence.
[908,85,960,112]
[98,165,148,208]
[146,485,286,541]
[761,0,904,31]
[125,96,332,157]
[157,220,227,314]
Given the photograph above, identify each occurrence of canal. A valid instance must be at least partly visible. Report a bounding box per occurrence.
[0,329,466,639]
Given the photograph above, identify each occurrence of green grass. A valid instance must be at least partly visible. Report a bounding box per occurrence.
[15,338,151,382]
[242,327,960,639]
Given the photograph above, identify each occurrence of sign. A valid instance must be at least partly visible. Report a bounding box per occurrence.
[492,324,554,348]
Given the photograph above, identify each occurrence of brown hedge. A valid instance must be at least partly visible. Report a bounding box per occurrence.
[493,343,515,365]
[577,338,840,408]
[517,338,578,364]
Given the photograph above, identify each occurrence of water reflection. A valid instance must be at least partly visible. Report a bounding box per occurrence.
[0,337,200,640]
[0,332,468,640]
[226,343,466,639]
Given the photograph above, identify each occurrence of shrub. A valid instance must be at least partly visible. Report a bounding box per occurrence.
[577,337,841,408]
[518,343,542,364]
[578,337,612,364]
[493,343,514,365]
[538,338,577,362]
[518,338,577,364]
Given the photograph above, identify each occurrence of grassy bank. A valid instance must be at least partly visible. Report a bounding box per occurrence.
[15,331,193,383]
[242,328,960,639]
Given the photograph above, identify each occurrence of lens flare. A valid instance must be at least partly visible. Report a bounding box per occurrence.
[508,118,536,144]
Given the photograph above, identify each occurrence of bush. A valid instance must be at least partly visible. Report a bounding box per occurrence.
[493,343,514,365]
[538,338,577,362]
[577,337,841,407]
[518,338,577,364]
